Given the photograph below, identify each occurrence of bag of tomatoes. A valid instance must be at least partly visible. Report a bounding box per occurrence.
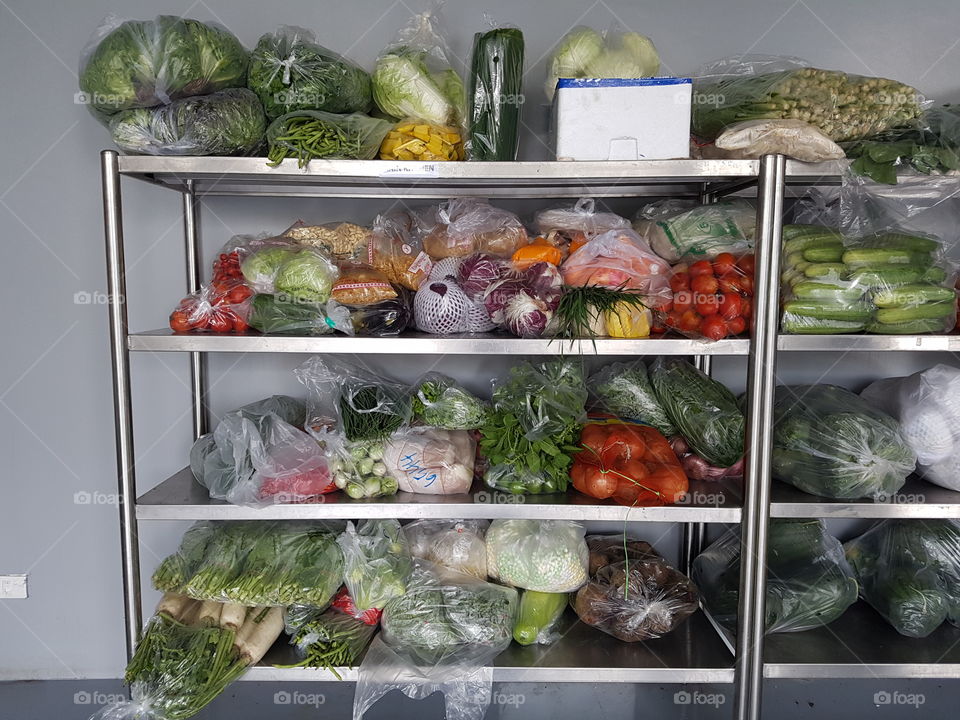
[570,417,689,507]
[660,252,755,340]
[169,248,255,333]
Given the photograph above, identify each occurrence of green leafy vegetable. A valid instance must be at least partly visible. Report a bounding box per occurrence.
[337,520,412,611]
[544,27,659,100]
[282,608,376,675]
[273,249,337,302]
[412,373,489,430]
[373,50,462,125]
[588,362,676,436]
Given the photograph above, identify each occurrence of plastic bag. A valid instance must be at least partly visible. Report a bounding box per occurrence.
[151,521,344,608]
[320,430,398,498]
[295,356,411,443]
[662,252,755,340]
[707,119,844,162]
[483,261,564,337]
[560,228,672,306]
[190,395,334,505]
[284,603,378,673]
[371,9,465,127]
[586,535,662,575]
[573,557,699,642]
[772,384,916,500]
[247,294,352,335]
[423,199,528,259]
[412,372,489,430]
[466,27,524,161]
[108,88,265,156]
[368,210,434,290]
[240,240,338,301]
[354,561,517,720]
[383,427,475,494]
[691,55,923,143]
[649,357,745,469]
[669,436,745,481]
[845,519,960,637]
[331,261,398,306]
[266,111,392,166]
[247,26,371,120]
[634,198,756,262]
[544,25,660,101]
[284,221,372,261]
[337,520,412,612]
[535,198,630,240]
[588,361,676,436]
[570,417,687,507]
[860,365,960,491]
[347,289,414,336]
[79,15,247,116]
[169,281,253,334]
[380,119,465,161]
[405,520,488,579]
[486,519,589,592]
[693,519,858,634]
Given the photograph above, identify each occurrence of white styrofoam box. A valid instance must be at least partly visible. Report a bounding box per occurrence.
[552,77,692,161]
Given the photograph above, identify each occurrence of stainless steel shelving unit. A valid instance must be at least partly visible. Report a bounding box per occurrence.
[101,151,958,720]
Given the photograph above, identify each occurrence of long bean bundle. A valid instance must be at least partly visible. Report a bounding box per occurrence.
[283,608,377,676]
[266,111,391,167]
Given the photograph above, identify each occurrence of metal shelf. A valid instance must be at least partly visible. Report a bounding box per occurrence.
[136,467,742,522]
[764,602,960,679]
[778,333,960,352]
[770,477,960,519]
[127,329,749,356]
[248,610,734,684]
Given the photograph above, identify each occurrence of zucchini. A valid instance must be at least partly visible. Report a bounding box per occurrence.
[802,241,845,263]
[782,312,866,334]
[467,28,525,160]
[866,317,947,334]
[792,281,865,303]
[513,590,567,646]
[843,248,931,268]
[872,284,956,308]
[874,301,956,324]
[847,265,925,287]
[922,266,948,284]
[783,300,872,322]
[804,263,847,279]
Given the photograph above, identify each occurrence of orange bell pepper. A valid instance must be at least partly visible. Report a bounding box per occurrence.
[512,236,563,270]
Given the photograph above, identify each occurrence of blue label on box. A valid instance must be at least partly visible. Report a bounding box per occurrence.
[556,77,692,89]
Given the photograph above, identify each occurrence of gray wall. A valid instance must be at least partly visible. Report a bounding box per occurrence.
[2,0,960,702]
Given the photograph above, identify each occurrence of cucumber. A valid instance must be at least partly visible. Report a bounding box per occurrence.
[802,241,845,263]
[843,248,931,268]
[792,281,865,303]
[782,312,866,334]
[783,224,837,241]
[866,317,947,334]
[785,251,806,268]
[783,231,843,255]
[875,301,956,324]
[513,590,567,646]
[804,263,847,279]
[872,232,940,253]
[872,284,956,308]
[847,265,925,287]
[783,300,873,322]
[781,269,802,286]
[922,266,948,284]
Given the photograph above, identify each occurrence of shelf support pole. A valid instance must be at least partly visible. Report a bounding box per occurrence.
[734,154,786,720]
[183,181,208,439]
[101,150,142,659]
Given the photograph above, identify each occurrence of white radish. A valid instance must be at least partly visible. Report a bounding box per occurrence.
[219,602,247,631]
[155,592,191,621]
[197,600,222,627]
[178,599,202,626]
[234,606,284,665]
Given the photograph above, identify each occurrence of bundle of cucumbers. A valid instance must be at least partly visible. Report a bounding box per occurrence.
[780,224,957,334]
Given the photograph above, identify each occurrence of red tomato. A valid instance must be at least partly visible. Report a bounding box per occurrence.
[673,290,694,313]
[678,310,702,332]
[669,271,691,292]
[690,274,719,295]
[208,312,233,333]
[717,273,744,294]
[700,315,728,340]
[740,274,755,295]
[727,316,747,335]
[737,254,756,275]
[713,252,737,276]
[663,311,681,328]
[228,285,252,304]
[689,260,714,277]
[232,315,249,333]
[719,292,742,320]
[695,295,720,316]
[740,299,752,320]
[169,310,191,333]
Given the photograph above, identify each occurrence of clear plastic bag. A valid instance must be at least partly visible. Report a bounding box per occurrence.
[586,535,662,575]
[380,119,465,161]
[151,521,344,608]
[247,294,352,336]
[691,55,923,142]
[371,8,465,127]
[384,427,475,494]
[588,361,676,436]
[573,558,699,642]
[368,209,434,290]
[337,520,412,612]
[284,220,372,261]
[693,520,858,634]
[266,111,393,166]
[845,519,960,637]
[355,561,517,720]
[423,198,529,259]
[707,119,844,162]
[190,395,334,506]
[662,252,755,340]
[772,384,917,499]
[169,281,253,334]
[347,289,414,337]
[466,26,524,161]
[544,25,660,101]
[331,261,398,306]
[485,519,589,592]
[861,365,960,491]
[412,372,489,430]
[79,15,247,116]
[320,429,399,499]
[284,604,378,673]
[240,240,338,301]
[634,198,756,262]
[247,26,372,120]
[669,436,745,481]
[560,228,672,306]
[295,356,411,443]
[405,519,489,579]
[534,198,630,240]
[108,88,265,156]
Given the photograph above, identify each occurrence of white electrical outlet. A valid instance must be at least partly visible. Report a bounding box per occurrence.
[0,575,28,598]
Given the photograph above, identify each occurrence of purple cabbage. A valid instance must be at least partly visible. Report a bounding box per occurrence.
[457,253,510,301]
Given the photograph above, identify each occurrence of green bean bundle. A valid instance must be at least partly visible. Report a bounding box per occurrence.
[284,608,377,676]
[266,111,391,167]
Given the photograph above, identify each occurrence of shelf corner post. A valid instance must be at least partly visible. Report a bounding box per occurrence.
[182,180,208,438]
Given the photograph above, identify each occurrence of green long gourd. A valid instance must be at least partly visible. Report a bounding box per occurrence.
[467,28,524,161]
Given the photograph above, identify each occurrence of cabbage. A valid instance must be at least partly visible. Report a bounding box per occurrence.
[544,27,604,100]
[241,246,295,291]
[273,250,337,302]
[372,50,461,125]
